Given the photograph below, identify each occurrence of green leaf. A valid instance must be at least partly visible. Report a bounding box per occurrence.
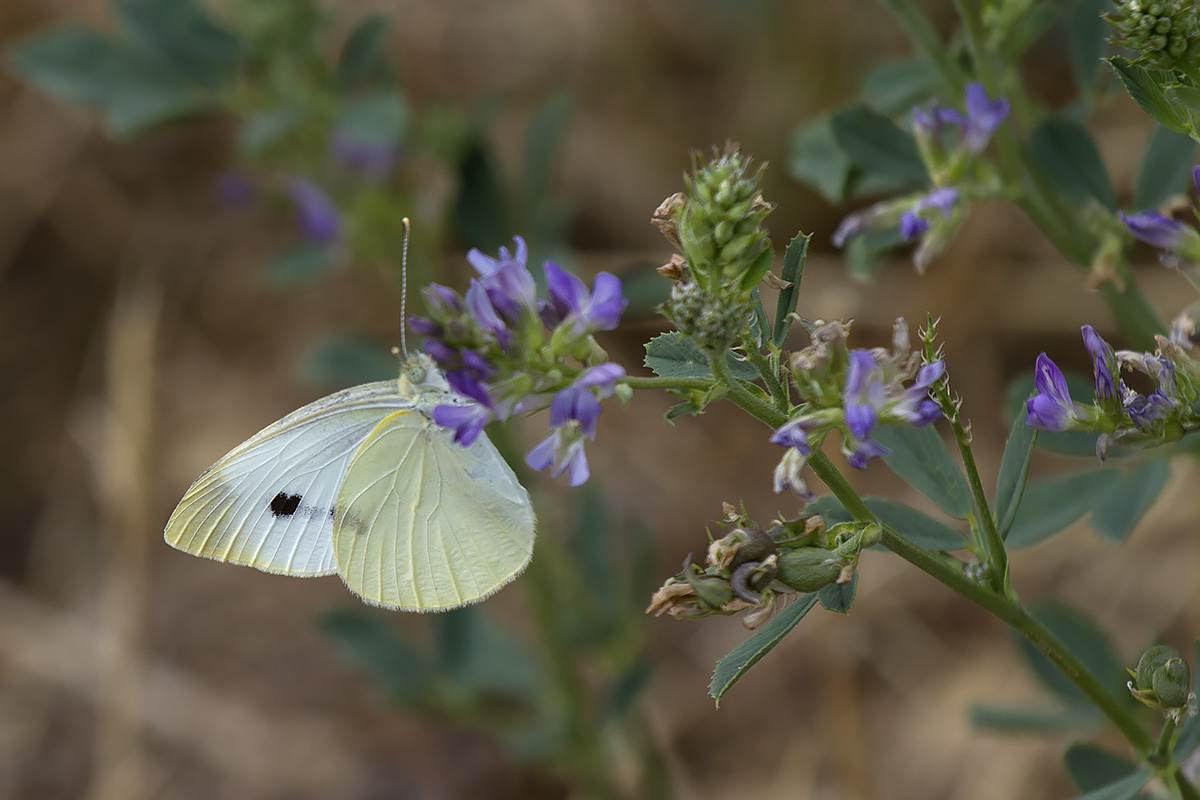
[994,414,1036,537]
[1030,116,1117,210]
[872,424,973,518]
[738,246,775,295]
[335,91,407,145]
[1068,768,1152,800]
[115,0,239,88]
[317,608,430,702]
[453,140,509,252]
[864,497,965,550]
[1005,468,1129,548]
[1172,638,1200,760]
[522,91,572,213]
[1066,0,1111,95]
[749,288,770,350]
[859,58,940,115]
[772,232,809,346]
[788,116,852,203]
[298,333,397,388]
[237,105,309,154]
[1165,84,1200,139]
[818,572,856,613]
[1089,459,1170,542]
[1133,125,1197,210]
[831,106,928,187]
[335,13,392,89]
[7,27,212,136]
[643,332,756,380]
[433,608,544,699]
[969,703,1102,732]
[265,243,333,286]
[1001,3,1060,64]
[1015,603,1128,708]
[844,226,906,280]
[1106,57,1190,135]
[709,593,820,705]
[1063,742,1138,794]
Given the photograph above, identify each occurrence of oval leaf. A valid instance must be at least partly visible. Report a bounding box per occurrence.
[1005,468,1125,548]
[830,106,928,187]
[1089,459,1170,543]
[1133,124,1197,211]
[709,593,820,705]
[994,413,1037,536]
[864,497,964,550]
[1031,116,1117,210]
[873,424,973,518]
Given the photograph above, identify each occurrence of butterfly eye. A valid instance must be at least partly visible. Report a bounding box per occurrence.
[405,361,428,385]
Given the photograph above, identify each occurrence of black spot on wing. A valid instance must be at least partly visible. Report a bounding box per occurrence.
[270,492,303,517]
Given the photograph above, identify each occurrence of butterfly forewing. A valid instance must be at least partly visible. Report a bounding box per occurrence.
[333,410,536,611]
[164,380,411,575]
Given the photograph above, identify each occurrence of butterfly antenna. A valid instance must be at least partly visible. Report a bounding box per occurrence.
[399,216,410,359]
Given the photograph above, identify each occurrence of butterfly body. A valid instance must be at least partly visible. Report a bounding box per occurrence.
[164,355,536,611]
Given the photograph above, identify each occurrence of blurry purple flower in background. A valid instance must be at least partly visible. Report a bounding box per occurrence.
[329,130,399,180]
[1119,210,1189,250]
[286,178,340,246]
[899,187,959,240]
[215,172,255,207]
[935,82,1009,153]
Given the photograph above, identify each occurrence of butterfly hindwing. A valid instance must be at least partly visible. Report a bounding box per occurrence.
[333,409,536,611]
[164,380,411,576]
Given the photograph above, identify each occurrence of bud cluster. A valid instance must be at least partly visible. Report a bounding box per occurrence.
[653,144,775,352]
[646,504,875,629]
[1107,0,1200,72]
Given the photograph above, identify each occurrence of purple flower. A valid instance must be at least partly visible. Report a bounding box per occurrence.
[329,130,399,179]
[215,172,254,207]
[892,360,946,425]
[1080,325,1120,406]
[843,350,886,435]
[433,403,494,446]
[286,178,340,246]
[1124,389,1172,430]
[525,429,590,486]
[845,436,891,471]
[935,82,1009,153]
[543,262,628,336]
[1193,164,1200,197]
[464,280,511,342]
[549,385,602,437]
[900,188,959,242]
[770,418,813,456]
[446,370,493,408]
[1025,353,1078,432]
[574,362,625,394]
[1119,210,1189,250]
[468,236,528,276]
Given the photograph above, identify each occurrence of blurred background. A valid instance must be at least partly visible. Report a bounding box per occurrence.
[0,0,1197,798]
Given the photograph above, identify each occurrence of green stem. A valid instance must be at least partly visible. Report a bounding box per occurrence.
[743,343,788,412]
[713,368,1157,757]
[939,399,1012,597]
[880,0,964,89]
[810,446,1154,755]
[623,375,715,392]
[1154,716,1179,763]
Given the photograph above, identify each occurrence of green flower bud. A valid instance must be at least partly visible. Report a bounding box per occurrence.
[1107,0,1200,71]
[1131,644,1193,710]
[775,547,844,593]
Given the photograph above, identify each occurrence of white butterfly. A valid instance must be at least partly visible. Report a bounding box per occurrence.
[163,353,536,611]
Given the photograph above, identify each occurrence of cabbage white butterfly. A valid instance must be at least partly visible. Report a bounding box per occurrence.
[163,352,536,611]
[165,219,535,611]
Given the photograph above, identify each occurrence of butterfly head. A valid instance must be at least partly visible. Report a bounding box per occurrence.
[400,351,451,397]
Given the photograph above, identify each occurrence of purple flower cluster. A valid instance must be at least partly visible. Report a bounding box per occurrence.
[770,319,945,498]
[1026,325,1199,459]
[912,82,1009,156]
[410,236,629,485]
[833,83,1007,272]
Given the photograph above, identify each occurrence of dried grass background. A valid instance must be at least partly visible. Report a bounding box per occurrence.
[0,0,1197,798]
